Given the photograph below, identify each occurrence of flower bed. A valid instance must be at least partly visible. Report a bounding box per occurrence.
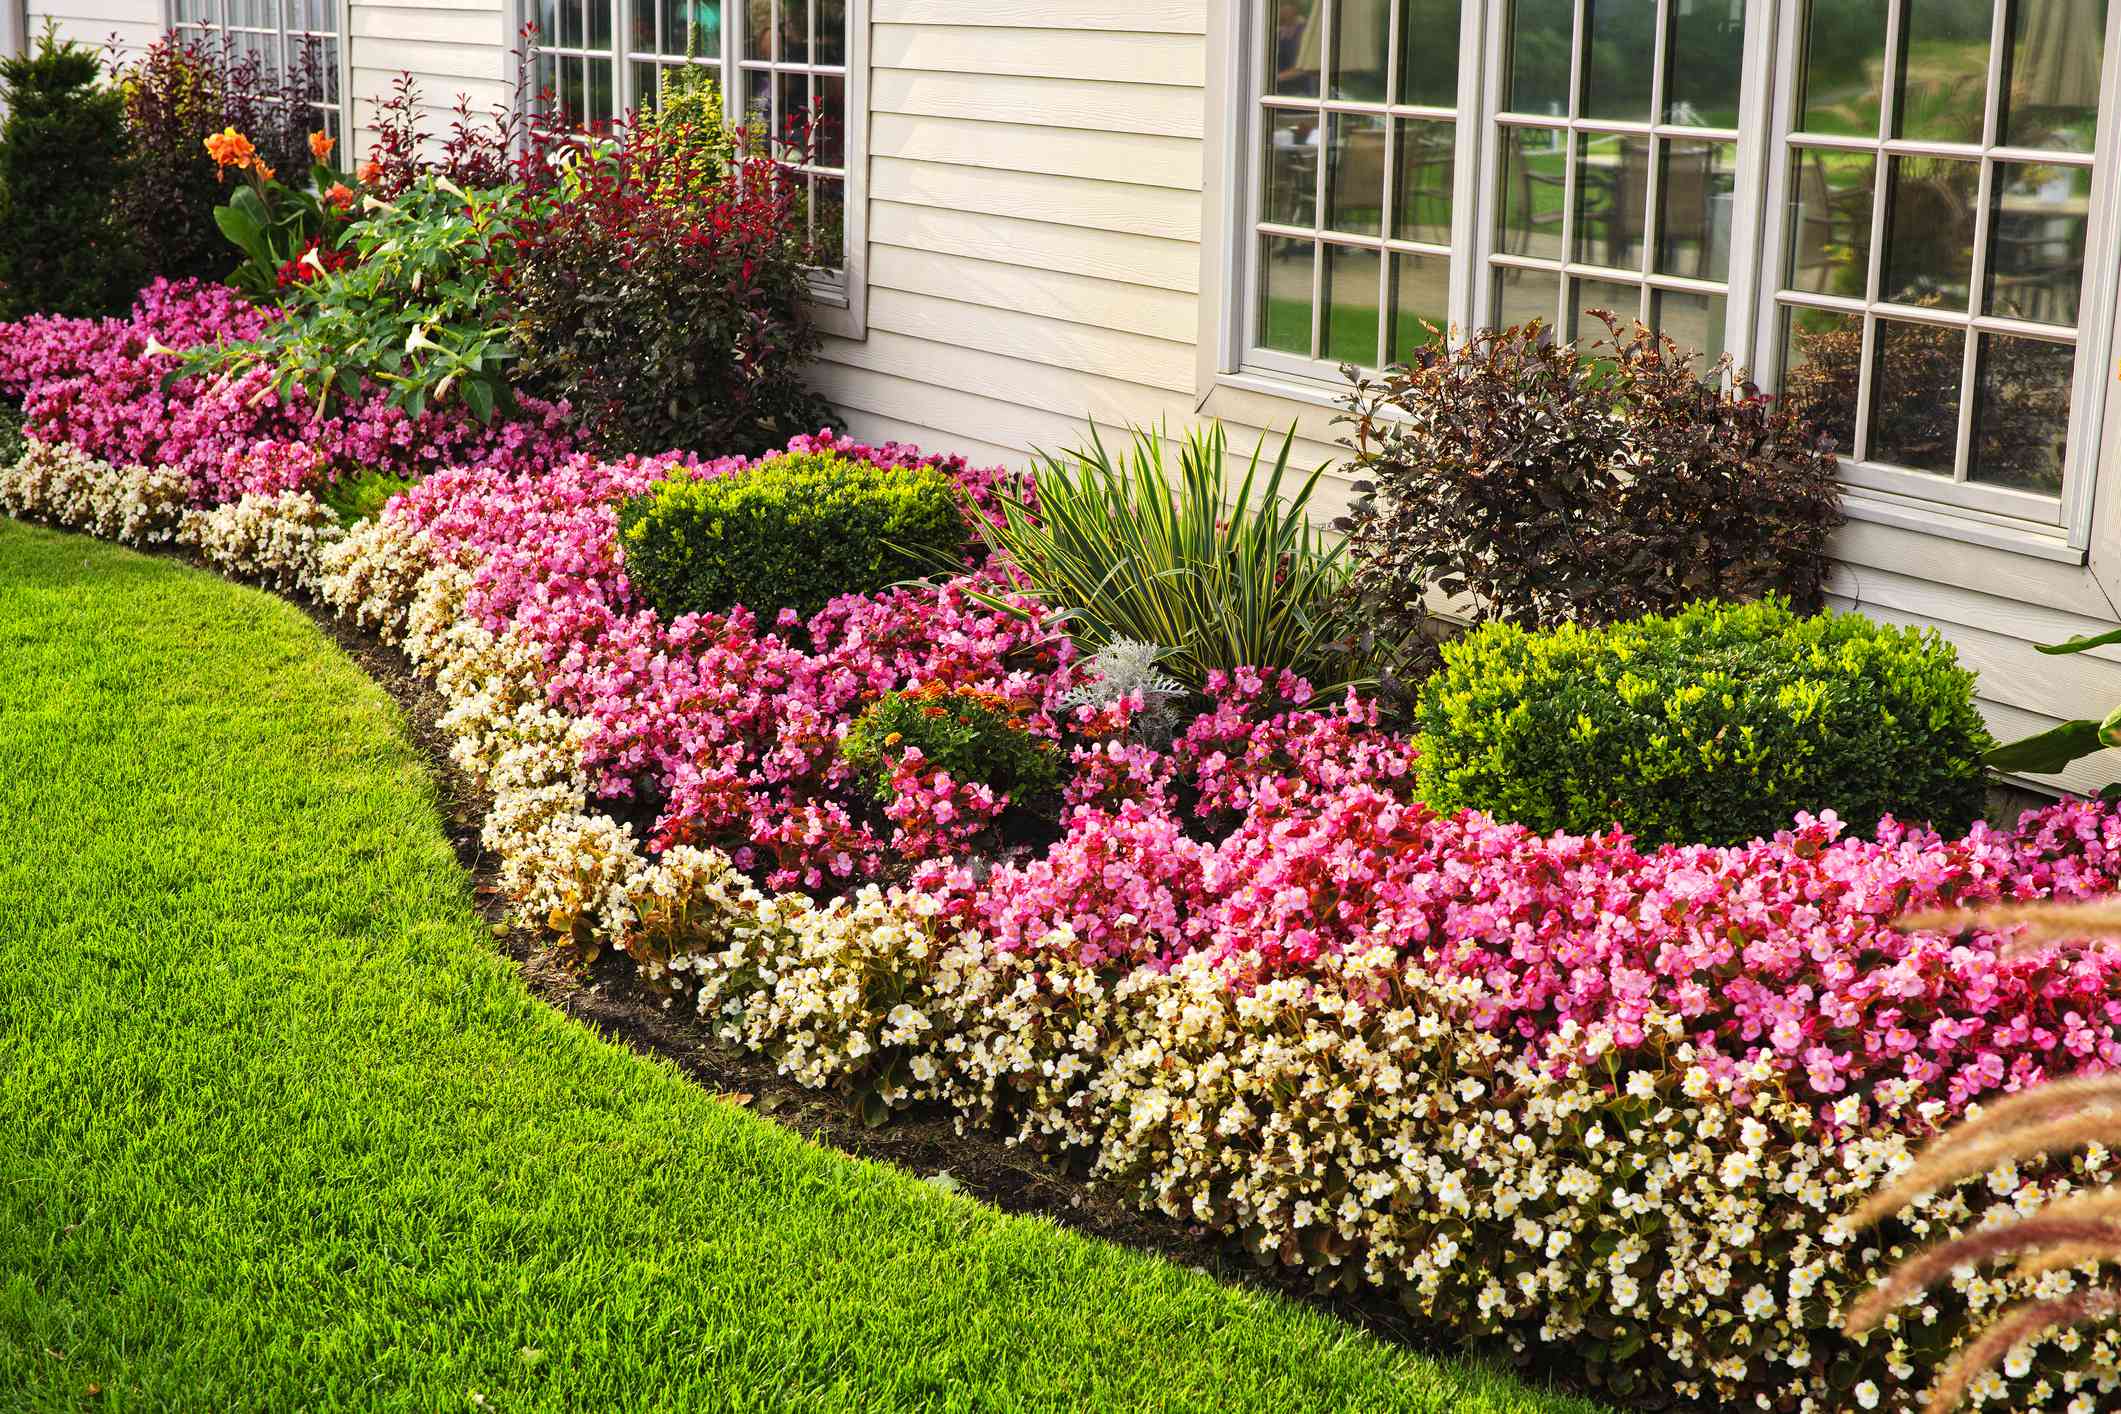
[11,292,2121,1412]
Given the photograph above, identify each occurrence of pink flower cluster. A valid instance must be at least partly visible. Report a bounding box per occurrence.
[386,433,1074,890]
[0,280,576,502]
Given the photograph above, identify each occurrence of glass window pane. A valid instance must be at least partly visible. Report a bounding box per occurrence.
[1880,155,1979,310]
[1656,138,1734,281]
[1985,159,2090,327]
[561,0,584,49]
[1392,117,1454,244]
[1894,0,1991,144]
[816,74,845,168]
[1326,112,1387,236]
[1798,0,1890,136]
[777,71,808,158]
[1573,132,1649,270]
[1507,0,1573,116]
[782,0,809,64]
[1785,148,1875,297]
[817,0,846,66]
[539,0,559,50]
[1323,244,1384,366]
[1969,334,2075,494]
[634,0,659,53]
[1581,0,1656,122]
[1332,0,1390,99]
[661,0,688,55]
[814,174,846,268]
[744,67,771,129]
[1571,275,1641,342]
[1396,0,1460,107]
[1665,0,1745,127]
[744,0,773,61]
[588,57,614,124]
[590,0,613,51]
[1499,125,1567,261]
[1264,108,1320,228]
[1260,237,1316,355]
[2000,0,2107,151]
[1870,317,1967,474]
[1272,0,1324,97]
[633,60,661,110]
[1780,306,1863,455]
[563,55,587,124]
[1652,288,1727,359]
[1389,252,1448,363]
[1493,264,1562,337]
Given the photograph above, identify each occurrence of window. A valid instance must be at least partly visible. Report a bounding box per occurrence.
[1231,0,2120,550]
[169,0,346,139]
[531,0,854,278]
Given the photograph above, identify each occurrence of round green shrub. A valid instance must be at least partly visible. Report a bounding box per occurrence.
[1414,598,1994,847]
[840,683,1062,804]
[617,451,971,622]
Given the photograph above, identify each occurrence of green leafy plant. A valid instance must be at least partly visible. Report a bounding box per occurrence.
[178,176,533,421]
[617,451,972,623]
[319,468,419,528]
[1415,597,1993,847]
[208,133,352,299]
[1985,627,2121,776]
[973,422,1365,692]
[0,26,143,319]
[1336,316,1842,636]
[840,682,1062,804]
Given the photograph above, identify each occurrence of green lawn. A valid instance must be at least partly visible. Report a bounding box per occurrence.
[0,519,1599,1413]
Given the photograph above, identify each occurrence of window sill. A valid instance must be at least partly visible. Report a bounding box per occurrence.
[1837,491,2088,565]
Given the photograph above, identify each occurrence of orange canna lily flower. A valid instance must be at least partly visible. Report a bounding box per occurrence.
[309,130,335,163]
[356,158,382,185]
[324,182,355,211]
[203,126,257,172]
[252,160,276,184]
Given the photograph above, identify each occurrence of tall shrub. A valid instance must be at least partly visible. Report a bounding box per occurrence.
[115,31,320,284]
[1336,316,1843,637]
[507,95,832,457]
[0,28,141,318]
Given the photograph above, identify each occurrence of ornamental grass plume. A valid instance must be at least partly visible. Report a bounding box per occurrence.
[1847,898,2121,1412]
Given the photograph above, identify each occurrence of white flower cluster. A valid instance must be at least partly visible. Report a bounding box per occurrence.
[17,445,2121,1413]
[0,438,190,546]
[179,491,345,593]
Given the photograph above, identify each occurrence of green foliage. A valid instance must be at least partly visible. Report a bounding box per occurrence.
[0,402,25,467]
[319,467,419,527]
[180,176,533,421]
[617,451,972,623]
[841,683,1063,804]
[1986,626,2121,776]
[0,26,142,319]
[211,160,345,298]
[974,422,1365,693]
[1415,598,1993,847]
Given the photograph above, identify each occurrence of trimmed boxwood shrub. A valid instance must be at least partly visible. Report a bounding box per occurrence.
[617,451,971,622]
[1414,598,1993,847]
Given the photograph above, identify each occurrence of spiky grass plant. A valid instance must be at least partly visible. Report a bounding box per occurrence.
[972,422,1368,692]
[1846,898,2121,1411]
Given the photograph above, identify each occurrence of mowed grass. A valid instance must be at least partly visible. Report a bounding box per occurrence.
[0,520,1602,1414]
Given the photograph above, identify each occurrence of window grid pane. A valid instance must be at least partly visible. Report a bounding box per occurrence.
[170,0,345,138]
[1776,0,2100,501]
[1252,0,1464,369]
[1486,0,1743,356]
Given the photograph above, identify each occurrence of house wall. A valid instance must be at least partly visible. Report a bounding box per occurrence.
[24,0,160,55]
[16,0,2120,795]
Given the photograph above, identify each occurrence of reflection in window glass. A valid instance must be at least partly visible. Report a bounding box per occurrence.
[1393,118,1455,243]
[1780,306,1864,456]
[1797,0,1890,137]
[1397,0,1461,107]
[1665,0,1746,127]
[1494,265,1561,336]
[1572,133,1650,270]
[1323,244,1385,364]
[1499,126,1567,261]
[1264,109,1320,228]
[1507,0,1574,114]
[1970,335,2076,494]
[1581,0,1657,122]
[2001,0,2109,150]
[1326,111,1388,236]
[1869,317,1967,474]
[1260,236,1316,355]
[1572,276,1642,340]
[1893,0,1990,144]
[1653,289,1727,361]
[1389,252,1450,361]
[1879,155,1979,310]
[1656,139,1734,281]
[1986,161,2091,328]
[1332,0,1391,100]
[1271,0,1324,96]
[1785,149,1875,297]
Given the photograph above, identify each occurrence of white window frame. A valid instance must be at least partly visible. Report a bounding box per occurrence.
[1218,0,2121,564]
[525,0,867,338]
[164,0,352,142]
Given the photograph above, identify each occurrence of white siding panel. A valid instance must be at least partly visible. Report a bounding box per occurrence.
[867,287,1197,393]
[28,0,162,55]
[871,0,1204,34]
[872,24,1205,85]
[869,112,1199,190]
[872,156,1200,241]
[867,246,1198,342]
[870,70,1202,138]
[870,201,1200,292]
